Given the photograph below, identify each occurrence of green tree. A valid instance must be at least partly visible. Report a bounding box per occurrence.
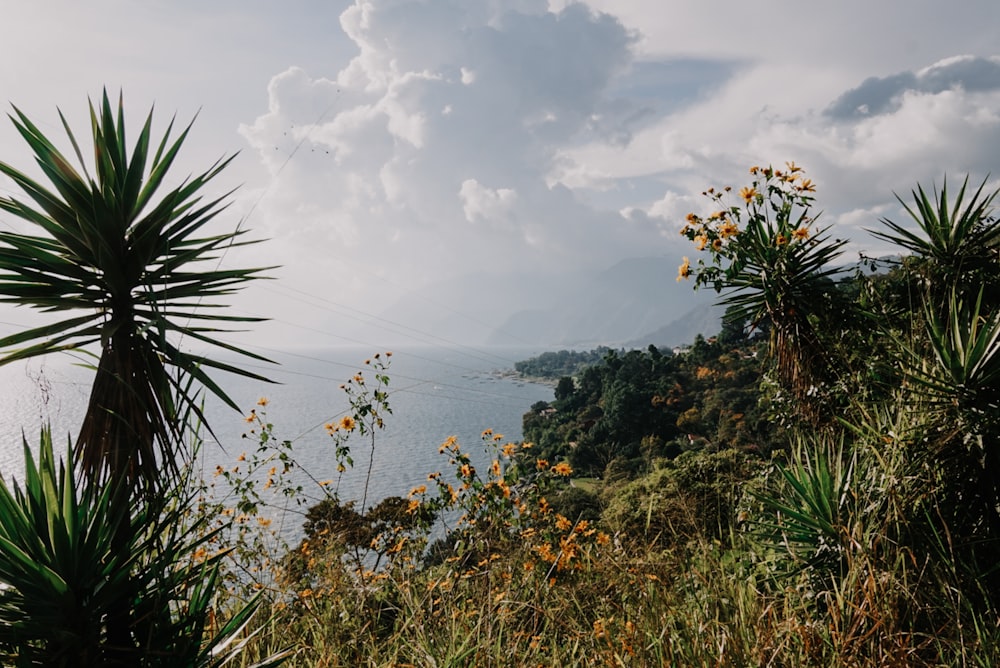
[0,92,272,491]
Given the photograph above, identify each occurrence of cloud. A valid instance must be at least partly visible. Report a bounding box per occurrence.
[238,0,667,300]
[825,56,1000,119]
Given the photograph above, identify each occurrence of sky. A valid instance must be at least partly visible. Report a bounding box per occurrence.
[1,0,1000,352]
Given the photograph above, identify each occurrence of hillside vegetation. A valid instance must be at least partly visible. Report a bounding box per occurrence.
[227,165,1000,665]
[0,104,998,667]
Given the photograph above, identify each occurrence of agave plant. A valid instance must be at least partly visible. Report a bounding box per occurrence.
[871,175,1000,306]
[751,434,860,585]
[0,91,273,491]
[0,428,291,666]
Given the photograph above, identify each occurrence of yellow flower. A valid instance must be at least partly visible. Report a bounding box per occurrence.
[460,463,474,478]
[536,459,549,471]
[785,160,802,173]
[553,461,573,476]
[685,212,698,223]
[776,234,788,246]
[555,514,573,531]
[739,186,757,203]
[718,222,739,239]
[749,165,760,175]
[792,227,809,241]
[490,460,502,477]
[712,238,723,251]
[693,234,708,251]
[407,499,421,514]
[256,397,269,407]
[409,484,427,497]
[481,428,493,438]
[339,415,356,432]
[676,257,691,282]
[798,178,816,192]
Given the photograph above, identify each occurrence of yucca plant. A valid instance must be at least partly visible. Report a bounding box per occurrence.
[681,165,850,416]
[0,427,290,666]
[0,91,273,491]
[751,434,860,584]
[871,176,1000,298]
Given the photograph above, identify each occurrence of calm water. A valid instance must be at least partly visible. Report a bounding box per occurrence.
[0,346,553,521]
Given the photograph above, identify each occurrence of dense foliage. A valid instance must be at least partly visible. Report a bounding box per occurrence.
[2,91,999,665]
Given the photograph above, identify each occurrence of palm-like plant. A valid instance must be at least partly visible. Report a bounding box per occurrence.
[681,165,850,413]
[871,176,1000,306]
[0,91,272,490]
[0,428,290,666]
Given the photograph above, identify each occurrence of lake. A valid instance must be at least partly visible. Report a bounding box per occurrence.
[0,345,554,528]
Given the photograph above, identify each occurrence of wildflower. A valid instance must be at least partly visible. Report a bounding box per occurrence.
[786,160,802,173]
[749,165,760,175]
[339,415,356,432]
[439,435,458,453]
[712,238,723,251]
[319,479,333,486]
[536,459,549,470]
[596,532,611,545]
[693,234,708,251]
[792,227,809,241]
[237,452,246,462]
[593,618,607,639]
[491,460,502,477]
[409,484,427,497]
[553,461,573,476]
[538,497,550,513]
[522,441,533,449]
[257,397,269,407]
[555,514,572,531]
[299,588,313,598]
[460,463,474,478]
[739,186,757,203]
[257,517,272,527]
[264,478,273,490]
[676,257,691,282]
[574,520,590,533]
[481,428,493,438]
[685,212,698,223]
[244,413,256,424]
[501,442,517,457]
[798,178,816,192]
[719,221,739,239]
[492,433,504,442]
[776,233,788,246]
[407,499,421,514]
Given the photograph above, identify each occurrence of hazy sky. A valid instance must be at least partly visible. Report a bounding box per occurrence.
[1,0,999,350]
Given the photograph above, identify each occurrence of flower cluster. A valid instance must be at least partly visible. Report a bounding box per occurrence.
[678,162,819,289]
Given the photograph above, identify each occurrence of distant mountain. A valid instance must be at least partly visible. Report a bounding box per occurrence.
[485,257,717,348]
[376,257,726,349]
[624,303,725,349]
